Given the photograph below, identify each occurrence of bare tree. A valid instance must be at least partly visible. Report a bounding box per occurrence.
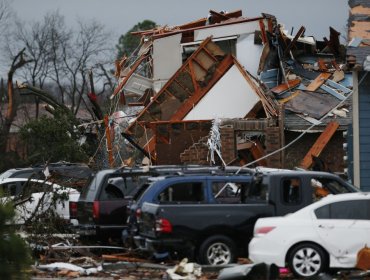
[4,11,113,117]
[0,48,32,155]
[10,13,66,118]
[0,0,11,34]
[48,19,112,115]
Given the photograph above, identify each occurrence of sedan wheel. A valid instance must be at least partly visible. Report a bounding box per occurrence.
[288,243,328,278]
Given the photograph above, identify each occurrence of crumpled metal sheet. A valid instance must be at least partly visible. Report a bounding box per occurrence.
[284,90,340,119]
[217,263,279,280]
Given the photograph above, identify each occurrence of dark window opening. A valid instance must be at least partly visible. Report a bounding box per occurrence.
[248,177,268,201]
[100,184,124,200]
[158,182,204,204]
[181,39,236,63]
[212,181,243,204]
[0,183,17,196]
[282,178,302,205]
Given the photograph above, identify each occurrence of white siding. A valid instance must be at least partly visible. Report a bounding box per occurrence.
[194,21,260,41]
[152,33,182,89]
[236,33,263,77]
[183,65,260,120]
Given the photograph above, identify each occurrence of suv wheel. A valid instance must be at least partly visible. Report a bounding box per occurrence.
[288,243,328,278]
[198,235,236,265]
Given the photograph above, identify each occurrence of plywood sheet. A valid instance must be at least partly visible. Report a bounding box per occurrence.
[306,72,332,91]
[153,33,182,81]
[284,90,340,119]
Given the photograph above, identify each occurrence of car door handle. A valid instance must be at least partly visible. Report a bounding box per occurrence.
[319,224,335,229]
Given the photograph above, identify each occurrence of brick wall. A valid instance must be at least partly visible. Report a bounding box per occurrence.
[180,120,285,168]
[265,127,283,168]
[180,125,238,165]
[220,125,237,164]
[155,121,211,164]
[180,136,210,165]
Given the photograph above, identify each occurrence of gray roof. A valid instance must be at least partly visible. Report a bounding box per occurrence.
[284,97,352,132]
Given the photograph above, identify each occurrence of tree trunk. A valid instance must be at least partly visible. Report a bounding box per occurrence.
[0,49,33,155]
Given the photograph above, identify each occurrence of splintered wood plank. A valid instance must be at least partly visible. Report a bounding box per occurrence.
[318,59,328,71]
[306,72,332,91]
[237,142,254,151]
[250,140,267,166]
[299,121,339,169]
[102,254,147,263]
[271,79,301,95]
[332,70,345,83]
[278,90,301,104]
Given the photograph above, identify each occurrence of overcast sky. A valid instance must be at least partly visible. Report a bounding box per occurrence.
[11,0,350,44]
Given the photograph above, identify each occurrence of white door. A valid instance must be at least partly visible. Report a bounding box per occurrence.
[313,199,370,266]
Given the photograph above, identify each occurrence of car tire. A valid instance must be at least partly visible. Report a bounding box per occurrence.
[288,243,328,278]
[198,235,237,265]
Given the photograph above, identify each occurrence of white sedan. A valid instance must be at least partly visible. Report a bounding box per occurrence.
[0,178,79,224]
[249,192,370,278]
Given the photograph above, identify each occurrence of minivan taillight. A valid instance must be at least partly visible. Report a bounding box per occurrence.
[155,218,172,233]
[254,226,276,236]
[93,201,100,220]
[69,201,78,219]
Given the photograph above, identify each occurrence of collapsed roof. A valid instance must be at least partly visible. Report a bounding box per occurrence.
[347,0,370,70]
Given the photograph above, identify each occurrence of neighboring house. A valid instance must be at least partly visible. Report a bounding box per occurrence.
[346,0,370,191]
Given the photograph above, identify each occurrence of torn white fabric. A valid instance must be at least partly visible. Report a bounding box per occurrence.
[37,262,102,275]
[207,118,226,166]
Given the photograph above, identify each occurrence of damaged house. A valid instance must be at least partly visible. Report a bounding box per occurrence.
[346,0,370,191]
[112,10,353,177]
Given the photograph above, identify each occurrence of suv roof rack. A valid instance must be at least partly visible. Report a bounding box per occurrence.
[113,165,255,177]
[31,161,88,168]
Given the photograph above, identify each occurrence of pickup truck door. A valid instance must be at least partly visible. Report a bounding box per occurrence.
[313,199,370,266]
[275,176,309,216]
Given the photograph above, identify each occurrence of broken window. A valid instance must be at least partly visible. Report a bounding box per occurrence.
[100,184,124,200]
[311,176,354,201]
[215,39,236,56]
[158,182,204,204]
[212,181,242,204]
[315,200,370,220]
[212,181,254,204]
[181,38,236,63]
[282,178,302,205]
[0,183,18,196]
[248,177,268,201]
[99,178,128,200]
[99,176,149,201]
[22,181,52,194]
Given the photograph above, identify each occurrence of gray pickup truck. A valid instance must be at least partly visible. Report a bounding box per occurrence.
[135,169,358,265]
